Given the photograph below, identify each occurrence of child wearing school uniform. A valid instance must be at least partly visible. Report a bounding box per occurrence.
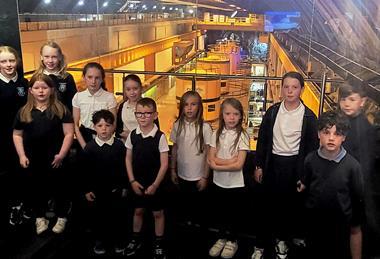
[207,98,250,259]
[298,110,363,259]
[116,74,159,142]
[252,71,318,259]
[81,110,127,255]
[35,41,77,111]
[72,62,117,148]
[338,82,379,257]
[125,98,169,259]
[170,91,212,226]
[13,73,74,235]
[0,46,28,227]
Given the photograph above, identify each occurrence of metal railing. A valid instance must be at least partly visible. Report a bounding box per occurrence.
[19,13,194,31]
[67,67,343,114]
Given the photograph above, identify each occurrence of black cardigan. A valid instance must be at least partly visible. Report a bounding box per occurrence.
[255,102,319,179]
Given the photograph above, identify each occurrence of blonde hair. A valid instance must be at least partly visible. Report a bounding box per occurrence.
[19,73,66,123]
[35,41,67,78]
[0,45,20,69]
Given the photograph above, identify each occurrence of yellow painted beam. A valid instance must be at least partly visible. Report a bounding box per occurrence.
[269,34,320,116]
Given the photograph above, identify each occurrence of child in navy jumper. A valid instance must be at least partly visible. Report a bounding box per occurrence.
[82,110,127,255]
[298,110,363,259]
[338,82,379,256]
[125,98,169,259]
[0,46,28,228]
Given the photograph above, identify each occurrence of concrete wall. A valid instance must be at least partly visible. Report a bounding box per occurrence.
[21,19,194,72]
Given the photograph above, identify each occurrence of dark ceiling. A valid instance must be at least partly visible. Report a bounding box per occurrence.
[17,0,303,14]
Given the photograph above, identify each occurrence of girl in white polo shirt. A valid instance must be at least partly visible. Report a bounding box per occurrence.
[170,91,212,226]
[116,74,159,142]
[207,98,250,259]
[72,62,117,149]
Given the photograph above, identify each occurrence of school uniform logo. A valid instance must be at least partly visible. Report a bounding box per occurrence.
[58,82,67,92]
[16,87,26,97]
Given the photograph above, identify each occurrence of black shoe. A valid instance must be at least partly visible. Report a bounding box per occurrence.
[114,243,125,255]
[124,239,142,256]
[93,241,106,255]
[9,204,23,226]
[153,242,167,259]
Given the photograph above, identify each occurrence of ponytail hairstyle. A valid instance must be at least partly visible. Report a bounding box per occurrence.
[82,62,107,90]
[20,73,66,123]
[175,91,205,154]
[36,41,67,78]
[216,98,247,153]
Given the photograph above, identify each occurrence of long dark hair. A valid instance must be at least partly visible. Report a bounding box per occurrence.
[175,91,205,154]
[83,62,107,90]
[216,98,247,153]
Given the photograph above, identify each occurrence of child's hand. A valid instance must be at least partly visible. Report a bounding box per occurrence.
[51,154,64,168]
[171,171,179,185]
[85,192,96,202]
[297,180,306,192]
[19,155,29,168]
[145,183,158,195]
[254,168,263,183]
[197,177,208,191]
[131,181,144,196]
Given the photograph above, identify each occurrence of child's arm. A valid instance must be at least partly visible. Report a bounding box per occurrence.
[145,151,169,195]
[73,107,86,149]
[197,145,210,191]
[13,129,29,168]
[208,147,247,171]
[214,156,238,166]
[126,148,144,196]
[350,225,362,259]
[170,143,179,185]
[52,123,74,168]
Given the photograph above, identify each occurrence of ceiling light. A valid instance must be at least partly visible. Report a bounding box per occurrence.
[231,10,237,18]
[188,9,194,14]
[78,0,84,5]
[153,5,157,9]
[103,1,108,7]
[229,4,235,7]
[169,7,173,10]
[162,6,166,10]
[44,0,51,4]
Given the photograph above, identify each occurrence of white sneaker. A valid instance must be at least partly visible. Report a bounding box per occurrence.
[52,217,67,234]
[36,217,49,235]
[209,239,227,257]
[221,241,238,259]
[275,240,288,259]
[251,247,264,259]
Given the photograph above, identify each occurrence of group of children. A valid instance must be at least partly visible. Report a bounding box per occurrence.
[0,41,377,259]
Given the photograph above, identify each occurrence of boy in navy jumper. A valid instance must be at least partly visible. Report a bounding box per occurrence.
[125,98,169,259]
[298,110,363,259]
[339,83,379,257]
[82,110,127,255]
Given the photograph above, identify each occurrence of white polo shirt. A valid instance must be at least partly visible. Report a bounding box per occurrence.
[121,100,138,132]
[72,88,117,129]
[125,124,169,153]
[272,101,305,156]
[170,120,212,181]
[210,129,250,188]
